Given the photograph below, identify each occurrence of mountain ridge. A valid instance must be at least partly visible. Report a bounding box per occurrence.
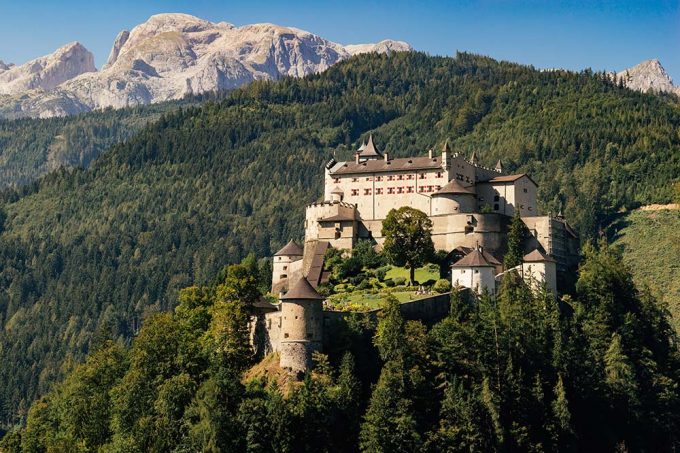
[0,13,411,119]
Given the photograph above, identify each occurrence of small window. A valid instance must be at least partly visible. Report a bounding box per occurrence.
[397,174,404,180]
[461,270,466,274]
[283,266,287,270]
[376,188,383,195]
[494,204,499,211]
[419,173,426,179]
[284,333,289,338]
[388,187,395,194]
[366,177,371,181]
[474,269,479,274]
[388,175,395,181]
[465,225,474,234]
[523,188,528,193]
[364,188,372,195]
[494,195,499,201]
[334,178,340,183]
[376,176,383,181]
[280,274,287,279]
[351,189,359,196]
[407,186,414,193]
[352,177,358,182]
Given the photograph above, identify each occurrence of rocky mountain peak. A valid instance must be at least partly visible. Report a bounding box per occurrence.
[0,60,14,72]
[0,41,95,96]
[617,59,679,95]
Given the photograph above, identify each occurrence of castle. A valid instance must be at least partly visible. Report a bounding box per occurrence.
[257,136,579,375]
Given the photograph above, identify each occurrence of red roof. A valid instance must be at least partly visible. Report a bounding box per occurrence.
[331,156,442,175]
[487,173,537,187]
[280,277,323,301]
[452,249,495,267]
[523,249,556,263]
[433,179,476,196]
[274,240,303,256]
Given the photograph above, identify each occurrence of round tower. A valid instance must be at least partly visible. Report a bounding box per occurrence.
[279,277,324,375]
[451,247,496,294]
[431,179,476,214]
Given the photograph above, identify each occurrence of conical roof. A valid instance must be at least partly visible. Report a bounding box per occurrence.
[442,139,451,153]
[274,240,303,256]
[523,249,556,263]
[359,134,382,157]
[470,150,479,164]
[433,179,476,196]
[331,186,344,195]
[452,249,495,267]
[495,159,503,172]
[280,277,323,301]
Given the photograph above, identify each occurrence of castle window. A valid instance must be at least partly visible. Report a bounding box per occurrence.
[397,187,404,194]
[465,225,474,234]
[407,174,414,180]
[284,333,289,338]
[267,319,271,329]
[436,185,441,190]
[436,171,443,178]
[364,188,372,195]
[523,188,528,193]
[280,274,287,279]
[376,188,383,195]
[388,187,395,194]
[376,176,383,181]
[456,173,463,180]
[419,173,426,179]
[494,195,499,202]
[407,186,414,193]
[351,189,359,196]
[388,175,395,181]
[352,177,358,182]
[283,266,288,270]
[334,177,340,183]
[474,269,479,274]
[494,204,499,211]
[428,185,434,192]
[528,206,532,211]
[397,174,404,180]
[418,186,425,193]
[461,270,466,274]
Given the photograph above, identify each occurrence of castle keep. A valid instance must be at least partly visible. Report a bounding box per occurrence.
[261,136,579,374]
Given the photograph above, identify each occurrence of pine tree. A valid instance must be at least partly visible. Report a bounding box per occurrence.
[551,374,574,448]
[504,211,529,269]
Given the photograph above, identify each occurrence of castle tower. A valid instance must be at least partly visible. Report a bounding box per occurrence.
[442,139,451,168]
[451,246,496,294]
[272,240,304,293]
[522,249,557,294]
[279,277,324,375]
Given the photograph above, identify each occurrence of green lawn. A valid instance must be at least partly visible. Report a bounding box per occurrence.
[384,265,441,284]
[326,290,432,311]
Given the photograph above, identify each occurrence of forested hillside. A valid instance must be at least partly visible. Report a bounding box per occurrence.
[3,245,679,451]
[0,51,679,426]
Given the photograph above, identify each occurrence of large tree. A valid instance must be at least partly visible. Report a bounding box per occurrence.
[381,207,435,285]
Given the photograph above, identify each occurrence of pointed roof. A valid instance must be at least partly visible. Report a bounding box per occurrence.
[274,240,303,256]
[495,159,503,172]
[357,141,366,152]
[331,186,344,194]
[358,134,383,158]
[280,277,323,301]
[487,173,537,187]
[523,249,556,263]
[452,249,495,267]
[433,179,476,196]
[442,139,451,153]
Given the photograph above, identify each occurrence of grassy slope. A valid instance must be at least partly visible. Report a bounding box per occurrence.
[613,208,680,331]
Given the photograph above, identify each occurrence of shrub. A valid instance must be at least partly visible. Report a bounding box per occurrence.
[339,256,363,279]
[375,267,387,282]
[357,279,371,290]
[393,276,406,286]
[433,279,452,294]
[384,279,395,287]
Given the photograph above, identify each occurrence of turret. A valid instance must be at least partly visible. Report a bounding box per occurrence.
[442,139,451,168]
[522,249,557,294]
[279,277,324,375]
[495,159,503,173]
[272,240,304,292]
[470,150,479,165]
[451,246,496,294]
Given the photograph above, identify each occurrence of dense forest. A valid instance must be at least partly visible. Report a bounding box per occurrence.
[2,243,679,452]
[0,51,679,428]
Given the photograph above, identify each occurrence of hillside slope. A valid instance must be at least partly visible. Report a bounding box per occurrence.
[0,100,193,187]
[0,52,679,425]
[613,208,680,331]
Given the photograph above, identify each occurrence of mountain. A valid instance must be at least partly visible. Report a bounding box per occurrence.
[0,13,411,119]
[0,51,679,429]
[617,59,680,95]
[0,42,95,97]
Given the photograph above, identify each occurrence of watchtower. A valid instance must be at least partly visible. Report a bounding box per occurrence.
[279,277,324,375]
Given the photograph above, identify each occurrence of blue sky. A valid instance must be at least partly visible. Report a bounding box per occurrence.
[1,0,678,80]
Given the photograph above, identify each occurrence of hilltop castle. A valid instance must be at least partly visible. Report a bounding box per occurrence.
[258,136,579,374]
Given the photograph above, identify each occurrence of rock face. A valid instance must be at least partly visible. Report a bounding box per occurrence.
[0,42,95,96]
[617,59,680,95]
[0,13,412,118]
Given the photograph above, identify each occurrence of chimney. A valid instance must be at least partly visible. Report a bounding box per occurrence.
[428,149,433,159]
[384,151,389,162]
[355,152,360,164]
